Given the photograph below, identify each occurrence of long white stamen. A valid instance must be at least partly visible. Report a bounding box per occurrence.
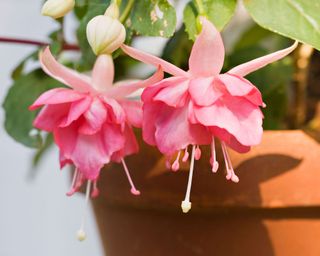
[66,168,78,196]
[171,151,181,171]
[77,180,91,242]
[221,142,239,183]
[211,137,219,173]
[181,145,196,213]
[121,158,141,196]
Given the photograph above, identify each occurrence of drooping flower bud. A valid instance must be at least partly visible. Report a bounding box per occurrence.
[41,0,75,19]
[86,3,126,55]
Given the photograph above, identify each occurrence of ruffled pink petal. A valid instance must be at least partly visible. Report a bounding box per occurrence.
[78,98,107,135]
[142,103,159,146]
[111,124,139,162]
[59,97,92,127]
[119,100,143,128]
[228,41,298,77]
[40,47,93,93]
[29,88,85,110]
[105,66,164,99]
[209,126,251,153]
[193,96,263,146]
[141,77,186,103]
[121,44,189,77]
[188,17,225,77]
[218,74,263,106]
[33,103,70,131]
[102,97,125,125]
[59,152,73,169]
[189,77,223,106]
[153,79,189,107]
[102,123,125,156]
[92,54,114,92]
[154,103,211,155]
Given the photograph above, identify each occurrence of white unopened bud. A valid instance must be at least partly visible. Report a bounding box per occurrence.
[41,0,75,19]
[86,14,126,55]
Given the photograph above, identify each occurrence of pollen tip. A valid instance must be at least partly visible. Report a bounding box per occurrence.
[171,161,180,172]
[91,189,100,198]
[66,189,76,197]
[131,188,141,196]
[195,147,201,160]
[181,200,191,213]
[231,175,240,183]
[77,229,86,242]
[212,161,219,173]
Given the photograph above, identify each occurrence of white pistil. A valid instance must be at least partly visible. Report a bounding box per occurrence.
[171,151,181,171]
[77,180,91,242]
[211,137,219,173]
[121,158,141,196]
[221,142,239,183]
[181,145,196,213]
[66,168,78,196]
[182,147,189,162]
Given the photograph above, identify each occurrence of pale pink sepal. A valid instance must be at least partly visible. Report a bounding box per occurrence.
[121,44,189,77]
[228,41,298,77]
[40,47,93,92]
[188,17,225,77]
[92,54,114,92]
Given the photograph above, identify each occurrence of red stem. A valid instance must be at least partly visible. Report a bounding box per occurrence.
[0,37,79,51]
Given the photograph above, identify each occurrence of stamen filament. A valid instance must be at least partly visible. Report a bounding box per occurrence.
[66,168,78,196]
[121,158,141,196]
[171,151,181,171]
[211,137,219,173]
[181,145,196,213]
[221,142,239,183]
[77,180,91,242]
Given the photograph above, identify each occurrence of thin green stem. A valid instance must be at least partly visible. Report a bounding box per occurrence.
[119,0,134,23]
[195,0,205,15]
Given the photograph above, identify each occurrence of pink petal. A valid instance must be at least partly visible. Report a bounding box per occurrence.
[33,103,70,131]
[188,17,225,77]
[121,44,189,77]
[102,123,125,156]
[153,103,211,155]
[228,41,298,77]
[119,100,143,128]
[92,54,114,92]
[142,103,159,146]
[111,124,139,162]
[102,97,125,124]
[218,74,263,106]
[189,77,223,106]
[153,79,189,107]
[193,96,263,146]
[209,126,251,153]
[78,98,107,135]
[105,66,164,99]
[40,47,93,92]
[59,97,92,127]
[59,152,73,169]
[30,88,85,110]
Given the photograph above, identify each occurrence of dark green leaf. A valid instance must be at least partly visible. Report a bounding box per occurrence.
[131,0,177,37]
[3,69,63,148]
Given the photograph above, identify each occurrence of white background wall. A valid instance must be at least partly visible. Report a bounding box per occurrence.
[0,1,104,255]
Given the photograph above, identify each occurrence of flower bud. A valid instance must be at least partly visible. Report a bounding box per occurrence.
[104,2,120,19]
[86,12,126,55]
[41,0,75,19]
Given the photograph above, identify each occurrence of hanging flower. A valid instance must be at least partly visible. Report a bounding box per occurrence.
[121,17,298,213]
[29,47,163,239]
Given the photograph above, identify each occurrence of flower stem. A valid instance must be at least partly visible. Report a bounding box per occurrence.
[0,37,79,51]
[195,0,205,15]
[119,0,134,23]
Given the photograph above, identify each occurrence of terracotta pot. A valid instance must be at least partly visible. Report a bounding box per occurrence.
[92,130,320,256]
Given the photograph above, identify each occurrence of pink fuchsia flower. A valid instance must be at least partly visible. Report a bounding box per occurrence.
[121,17,298,213]
[29,47,163,239]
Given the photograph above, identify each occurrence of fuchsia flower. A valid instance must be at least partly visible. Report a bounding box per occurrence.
[122,17,298,213]
[30,47,163,238]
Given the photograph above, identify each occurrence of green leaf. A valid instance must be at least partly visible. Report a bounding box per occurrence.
[3,69,63,148]
[11,51,38,80]
[183,0,237,40]
[244,0,320,50]
[131,0,177,37]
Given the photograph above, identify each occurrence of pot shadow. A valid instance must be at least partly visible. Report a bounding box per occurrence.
[96,146,302,256]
